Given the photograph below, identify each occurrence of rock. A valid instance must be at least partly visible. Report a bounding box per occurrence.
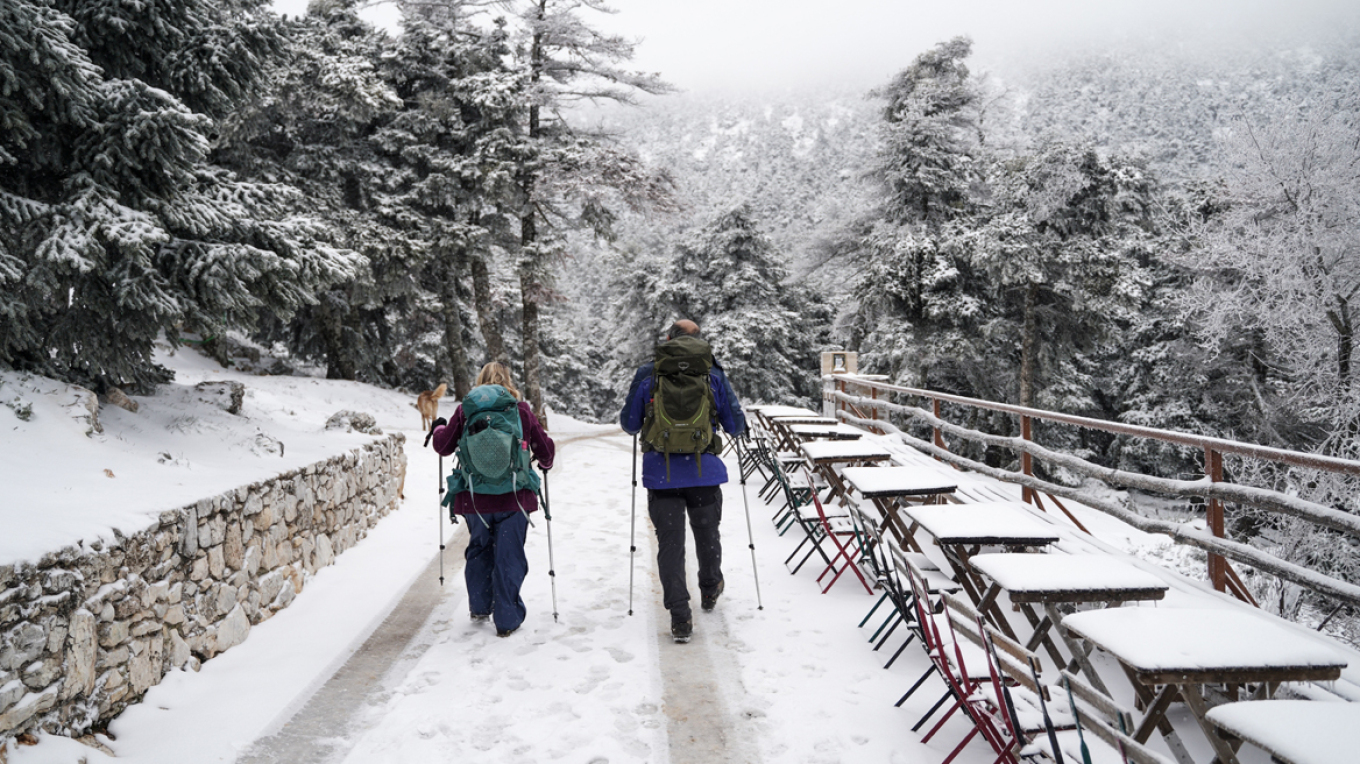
[66,385,101,435]
[224,523,243,571]
[193,380,244,415]
[313,534,335,570]
[180,506,199,559]
[207,546,224,580]
[97,621,128,649]
[163,605,185,626]
[105,387,139,414]
[128,637,164,694]
[0,676,25,713]
[167,630,191,670]
[324,410,381,435]
[1,623,47,672]
[214,606,250,653]
[0,685,58,733]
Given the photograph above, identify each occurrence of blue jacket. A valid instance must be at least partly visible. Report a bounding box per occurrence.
[620,360,746,490]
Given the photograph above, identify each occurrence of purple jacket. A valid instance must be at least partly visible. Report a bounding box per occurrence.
[432,400,555,515]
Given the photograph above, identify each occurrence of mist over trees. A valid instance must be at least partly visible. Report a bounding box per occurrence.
[3,0,1358,476]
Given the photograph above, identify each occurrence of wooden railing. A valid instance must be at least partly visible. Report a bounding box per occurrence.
[823,373,1360,609]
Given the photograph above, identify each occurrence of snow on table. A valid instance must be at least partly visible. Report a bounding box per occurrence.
[1205,699,1360,764]
[799,439,894,463]
[969,553,1168,601]
[842,465,957,497]
[787,423,864,439]
[751,404,821,419]
[1062,607,1349,677]
[904,502,1061,546]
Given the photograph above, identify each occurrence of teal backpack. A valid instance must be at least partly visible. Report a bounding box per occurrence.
[443,385,540,505]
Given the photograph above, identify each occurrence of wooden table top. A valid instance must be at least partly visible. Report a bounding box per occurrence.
[969,553,1168,604]
[1062,607,1348,685]
[841,466,958,498]
[904,502,1061,547]
[800,440,894,464]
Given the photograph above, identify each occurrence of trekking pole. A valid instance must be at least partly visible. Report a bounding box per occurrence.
[628,433,638,616]
[734,436,764,610]
[542,468,559,622]
[438,453,445,586]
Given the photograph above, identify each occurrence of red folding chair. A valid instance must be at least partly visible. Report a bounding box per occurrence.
[802,466,873,594]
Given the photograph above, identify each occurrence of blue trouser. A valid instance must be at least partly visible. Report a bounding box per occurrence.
[465,510,529,632]
[648,485,723,623]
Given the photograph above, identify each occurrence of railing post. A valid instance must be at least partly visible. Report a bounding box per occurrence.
[836,377,845,419]
[870,385,879,434]
[1021,415,1034,504]
[1205,447,1227,593]
[932,398,946,461]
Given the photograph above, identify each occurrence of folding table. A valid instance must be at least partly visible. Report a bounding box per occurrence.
[841,465,958,553]
[904,502,1060,643]
[969,553,1169,693]
[1063,607,1349,764]
[787,423,864,442]
[1205,699,1360,764]
[768,415,840,451]
[799,440,894,505]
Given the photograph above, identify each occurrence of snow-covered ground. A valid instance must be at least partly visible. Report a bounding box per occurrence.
[6,345,1359,764]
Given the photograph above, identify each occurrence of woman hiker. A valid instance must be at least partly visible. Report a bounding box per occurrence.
[430,362,555,637]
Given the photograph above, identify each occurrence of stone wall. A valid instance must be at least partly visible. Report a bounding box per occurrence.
[0,434,406,751]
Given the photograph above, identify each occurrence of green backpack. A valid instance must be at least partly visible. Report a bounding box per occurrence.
[641,335,721,479]
[443,384,540,505]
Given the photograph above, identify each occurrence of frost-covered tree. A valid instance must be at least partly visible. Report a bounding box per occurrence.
[510,0,672,417]
[649,206,830,405]
[1176,107,1360,457]
[0,0,357,391]
[957,143,1157,409]
[843,37,985,382]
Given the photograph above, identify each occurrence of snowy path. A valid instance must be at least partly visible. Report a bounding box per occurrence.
[16,416,1011,763]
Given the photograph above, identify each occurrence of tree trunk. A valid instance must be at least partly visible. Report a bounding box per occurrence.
[518,6,547,420]
[318,294,357,381]
[440,260,473,398]
[469,253,509,366]
[1330,294,1352,392]
[1019,282,1038,408]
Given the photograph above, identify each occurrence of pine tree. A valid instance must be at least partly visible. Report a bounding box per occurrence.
[510,0,672,418]
[1,0,357,390]
[651,206,830,405]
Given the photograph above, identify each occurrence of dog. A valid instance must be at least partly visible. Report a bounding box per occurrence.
[416,383,447,431]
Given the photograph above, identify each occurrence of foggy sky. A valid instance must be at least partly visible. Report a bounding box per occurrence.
[273,0,1360,93]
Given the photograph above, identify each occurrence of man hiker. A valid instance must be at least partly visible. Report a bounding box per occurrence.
[620,319,746,643]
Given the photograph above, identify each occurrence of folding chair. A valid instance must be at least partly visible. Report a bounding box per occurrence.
[920,591,1033,764]
[898,555,982,731]
[801,466,874,594]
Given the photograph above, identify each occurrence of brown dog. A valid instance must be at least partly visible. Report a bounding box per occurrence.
[416,383,447,431]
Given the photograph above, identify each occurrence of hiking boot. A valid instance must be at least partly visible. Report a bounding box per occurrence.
[471,613,490,623]
[701,580,725,611]
[671,619,693,643]
[497,625,519,638]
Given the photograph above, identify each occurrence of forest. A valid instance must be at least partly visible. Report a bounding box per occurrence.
[2,0,1359,617]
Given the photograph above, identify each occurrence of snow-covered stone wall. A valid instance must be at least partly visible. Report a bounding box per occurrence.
[0,433,406,746]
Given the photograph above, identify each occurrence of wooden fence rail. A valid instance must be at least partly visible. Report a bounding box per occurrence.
[823,375,1360,610]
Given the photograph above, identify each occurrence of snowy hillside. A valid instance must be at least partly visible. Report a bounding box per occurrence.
[0,339,421,567]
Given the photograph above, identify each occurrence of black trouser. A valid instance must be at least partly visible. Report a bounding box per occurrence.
[648,485,723,623]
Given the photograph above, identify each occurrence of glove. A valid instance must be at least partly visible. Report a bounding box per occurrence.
[423,417,448,448]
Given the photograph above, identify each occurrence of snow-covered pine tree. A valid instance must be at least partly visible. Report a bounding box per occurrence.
[509,0,673,419]
[0,0,358,391]
[957,143,1157,411]
[651,206,830,406]
[842,37,985,384]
